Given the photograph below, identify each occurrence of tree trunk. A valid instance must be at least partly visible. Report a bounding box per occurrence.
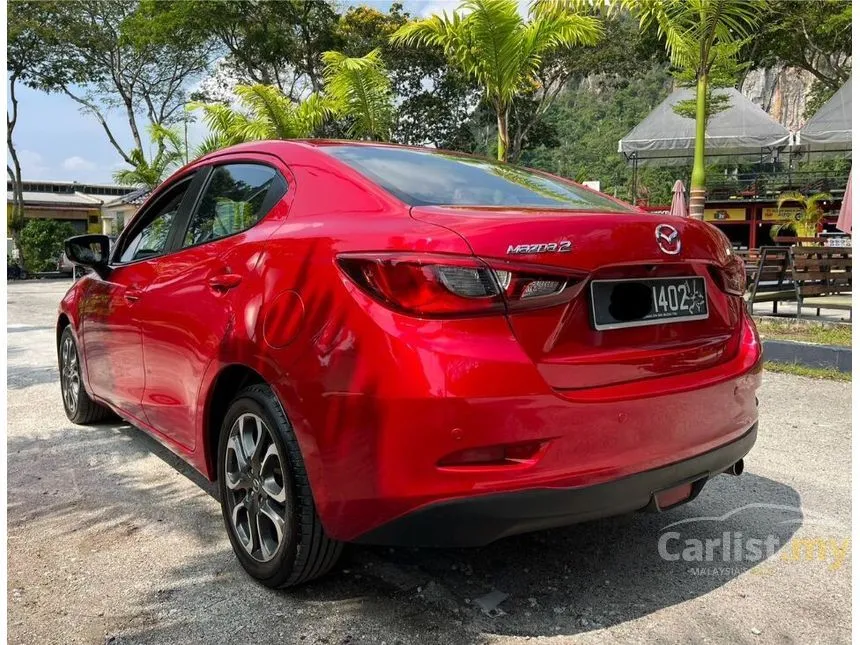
[688,73,708,220]
[496,105,510,162]
[6,74,27,269]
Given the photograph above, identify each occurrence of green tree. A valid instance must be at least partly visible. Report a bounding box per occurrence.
[622,0,765,219]
[19,220,77,273]
[8,2,42,268]
[22,0,215,166]
[334,3,478,147]
[458,9,667,161]
[113,124,186,189]
[520,63,677,202]
[182,0,339,100]
[391,0,602,162]
[321,49,393,140]
[746,0,851,113]
[190,50,393,152]
[190,86,332,156]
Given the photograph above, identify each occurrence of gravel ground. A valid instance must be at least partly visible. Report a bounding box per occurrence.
[7,280,852,645]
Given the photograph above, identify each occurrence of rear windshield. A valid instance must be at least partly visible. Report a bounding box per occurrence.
[323,145,632,212]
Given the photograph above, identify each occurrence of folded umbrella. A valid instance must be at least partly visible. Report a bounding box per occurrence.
[669,180,687,217]
[836,170,851,234]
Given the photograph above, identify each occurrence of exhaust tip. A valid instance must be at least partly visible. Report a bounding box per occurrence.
[724,459,744,476]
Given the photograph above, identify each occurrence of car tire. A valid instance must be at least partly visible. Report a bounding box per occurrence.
[58,326,115,425]
[217,384,343,587]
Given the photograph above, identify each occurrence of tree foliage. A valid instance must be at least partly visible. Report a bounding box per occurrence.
[18,0,216,169]
[19,219,77,273]
[748,0,851,94]
[321,50,393,140]
[334,3,479,147]
[520,64,678,203]
[190,86,332,156]
[776,191,833,238]
[189,50,391,154]
[10,0,854,216]
[182,0,339,99]
[391,0,602,161]
[113,124,186,189]
[8,1,67,266]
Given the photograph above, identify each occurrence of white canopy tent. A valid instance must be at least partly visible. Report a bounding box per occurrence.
[795,77,851,156]
[618,87,792,165]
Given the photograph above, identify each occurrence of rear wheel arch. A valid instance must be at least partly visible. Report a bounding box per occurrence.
[204,364,266,479]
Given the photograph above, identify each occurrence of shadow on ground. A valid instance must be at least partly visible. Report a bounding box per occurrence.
[8,421,802,644]
[7,364,60,390]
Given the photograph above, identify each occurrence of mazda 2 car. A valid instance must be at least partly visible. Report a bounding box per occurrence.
[58,141,761,587]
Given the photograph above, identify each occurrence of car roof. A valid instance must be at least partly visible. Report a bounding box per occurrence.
[192,139,477,165]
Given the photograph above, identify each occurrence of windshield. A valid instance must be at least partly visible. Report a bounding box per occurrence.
[323,145,632,212]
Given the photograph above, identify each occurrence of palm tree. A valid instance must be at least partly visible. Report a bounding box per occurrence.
[113,123,186,190]
[189,50,394,153]
[390,0,602,162]
[190,85,333,157]
[322,49,392,140]
[776,191,832,239]
[622,0,764,219]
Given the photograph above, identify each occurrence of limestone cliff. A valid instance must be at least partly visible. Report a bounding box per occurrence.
[740,66,817,130]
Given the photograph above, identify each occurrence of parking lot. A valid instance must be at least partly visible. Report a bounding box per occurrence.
[7,280,851,645]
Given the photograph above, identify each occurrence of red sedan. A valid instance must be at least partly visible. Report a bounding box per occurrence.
[58,141,761,587]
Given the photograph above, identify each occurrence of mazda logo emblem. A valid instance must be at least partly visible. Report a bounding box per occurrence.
[655,224,681,255]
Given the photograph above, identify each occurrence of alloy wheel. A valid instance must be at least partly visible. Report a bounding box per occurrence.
[224,413,288,562]
[60,335,80,415]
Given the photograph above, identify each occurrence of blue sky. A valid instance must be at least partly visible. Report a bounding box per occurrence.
[7,0,463,185]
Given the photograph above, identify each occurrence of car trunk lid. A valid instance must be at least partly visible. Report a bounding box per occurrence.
[411,205,744,390]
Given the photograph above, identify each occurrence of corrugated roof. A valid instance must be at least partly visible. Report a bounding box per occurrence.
[103,186,150,207]
[8,191,103,206]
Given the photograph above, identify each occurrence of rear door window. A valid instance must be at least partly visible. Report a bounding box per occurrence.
[181,163,282,248]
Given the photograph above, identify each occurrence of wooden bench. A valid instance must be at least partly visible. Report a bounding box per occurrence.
[790,246,852,318]
[773,236,827,247]
[744,247,794,314]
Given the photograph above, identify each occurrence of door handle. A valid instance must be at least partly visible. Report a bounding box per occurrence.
[124,289,141,303]
[208,273,243,292]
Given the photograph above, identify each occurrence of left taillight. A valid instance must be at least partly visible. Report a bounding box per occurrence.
[337,253,581,317]
[708,254,746,297]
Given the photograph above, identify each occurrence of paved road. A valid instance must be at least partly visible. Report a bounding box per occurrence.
[7,280,851,644]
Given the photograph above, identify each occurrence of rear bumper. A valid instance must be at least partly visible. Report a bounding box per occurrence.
[356,422,757,547]
[283,302,761,544]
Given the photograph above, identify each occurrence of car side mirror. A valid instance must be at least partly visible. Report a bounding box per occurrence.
[65,235,111,278]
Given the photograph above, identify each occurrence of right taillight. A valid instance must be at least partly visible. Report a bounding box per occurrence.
[337,253,582,318]
[709,255,746,297]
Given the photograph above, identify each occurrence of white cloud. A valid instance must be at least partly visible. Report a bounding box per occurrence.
[62,156,97,172]
[419,0,463,17]
[418,0,528,17]
[15,149,51,179]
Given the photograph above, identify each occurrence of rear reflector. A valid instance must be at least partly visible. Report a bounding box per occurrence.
[654,483,693,509]
[338,253,582,317]
[438,440,546,466]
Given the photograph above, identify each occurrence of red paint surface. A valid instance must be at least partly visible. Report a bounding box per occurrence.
[59,140,762,542]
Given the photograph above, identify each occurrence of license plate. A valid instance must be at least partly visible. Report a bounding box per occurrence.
[590,276,709,331]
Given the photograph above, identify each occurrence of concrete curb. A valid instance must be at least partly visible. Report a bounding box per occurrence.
[763,339,852,373]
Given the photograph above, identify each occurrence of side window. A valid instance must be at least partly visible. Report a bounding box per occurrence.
[117,179,190,263]
[182,164,280,247]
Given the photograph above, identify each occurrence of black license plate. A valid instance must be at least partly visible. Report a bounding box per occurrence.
[590,276,708,331]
